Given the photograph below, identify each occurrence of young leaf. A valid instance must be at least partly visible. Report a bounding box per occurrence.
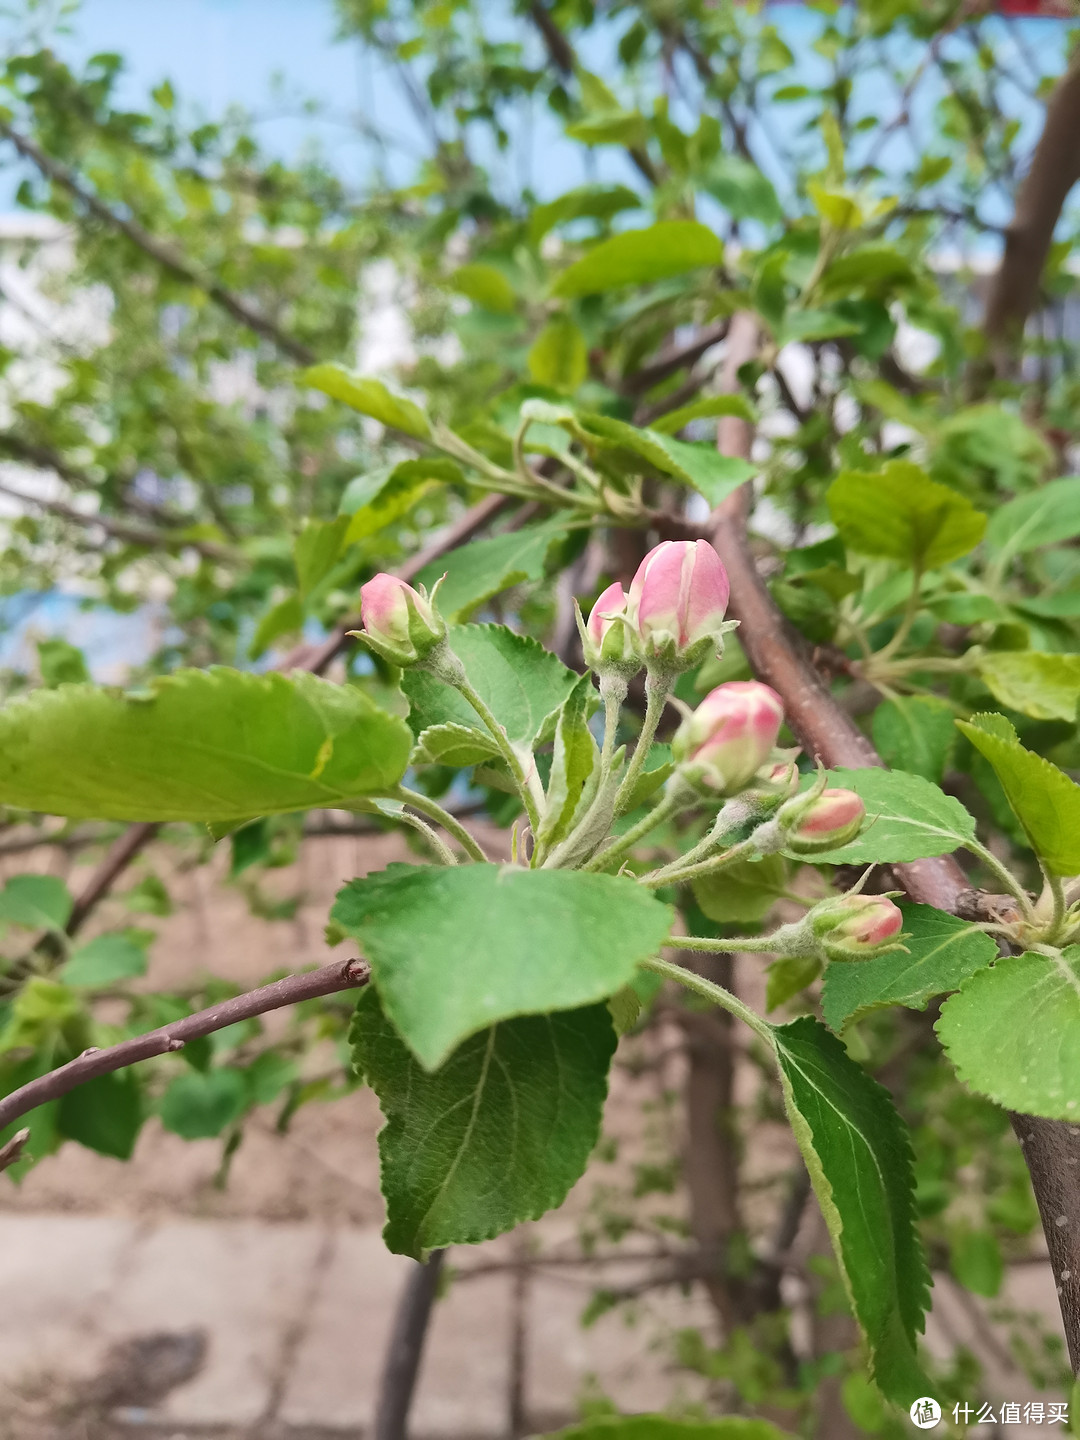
[528,183,642,244]
[60,932,149,989]
[827,461,986,569]
[352,989,616,1257]
[772,1017,932,1406]
[159,1068,248,1138]
[649,394,757,435]
[301,365,431,439]
[976,651,1080,722]
[984,475,1080,556]
[871,696,955,782]
[692,854,789,924]
[412,722,501,768]
[702,153,783,226]
[821,904,996,1031]
[937,950,1080,1119]
[446,262,518,314]
[0,874,72,932]
[58,1070,143,1160]
[402,623,581,748]
[552,221,722,298]
[543,1418,793,1440]
[536,676,599,852]
[791,767,975,864]
[412,521,565,621]
[249,595,305,661]
[528,316,588,391]
[332,862,673,1069]
[582,413,755,506]
[0,669,412,821]
[340,459,461,543]
[294,515,350,601]
[956,719,1080,875]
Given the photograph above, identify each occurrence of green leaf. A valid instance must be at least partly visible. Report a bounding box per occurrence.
[937,949,1080,1119]
[956,719,1080,875]
[537,676,599,852]
[351,989,616,1256]
[333,862,672,1069]
[60,932,149,989]
[821,904,996,1031]
[294,515,350,601]
[413,521,564,621]
[58,1070,143,1160]
[446,262,517,314]
[552,221,723,298]
[0,668,412,822]
[692,854,788,924]
[976,651,1080,722]
[249,595,304,661]
[766,954,823,1011]
[985,476,1080,557]
[402,623,580,748]
[37,637,89,688]
[301,365,431,439]
[827,461,987,569]
[702,153,782,226]
[565,111,648,149]
[528,184,642,244]
[528,316,588,391]
[777,308,863,344]
[542,1418,793,1440]
[649,394,757,435]
[871,696,956,782]
[772,1017,932,1406]
[949,1229,1003,1299]
[413,722,501,767]
[159,1068,248,1138]
[792,767,975,864]
[0,874,72,932]
[582,414,756,506]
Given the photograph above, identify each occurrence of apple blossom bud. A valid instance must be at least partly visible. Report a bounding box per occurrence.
[626,540,733,671]
[673,681,784,795]
[810,893,904,960]
[578,581,640,677]
[357,573,446,666]
[782,788,866,855]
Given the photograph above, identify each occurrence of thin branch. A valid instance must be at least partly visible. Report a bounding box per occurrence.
[375,1248,446,1440]
[0,478,235,561]
[0,119,316,366]
[66,822,159,937]
[623,321,728,398]
[982,47,1080,375]
[0,958,369,1159]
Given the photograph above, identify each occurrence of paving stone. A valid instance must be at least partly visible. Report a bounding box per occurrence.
[278,1226,413,1429]
[98,1219,326,1425]
[0,1214,135,1389]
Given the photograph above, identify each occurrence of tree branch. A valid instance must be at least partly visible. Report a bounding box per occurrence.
[374,1248,446,1440]
[0,958,369,1162]
[707,309,1080,1372]
[982,48,1080,375]
[0,119,316,366]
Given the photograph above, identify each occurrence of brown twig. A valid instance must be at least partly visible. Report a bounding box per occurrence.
[0,119,316,366]
[0,958,369,1159]
[982,48,1080,377]
[374,1248,446,1440]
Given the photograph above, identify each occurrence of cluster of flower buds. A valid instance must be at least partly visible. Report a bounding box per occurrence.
[808,892,904,962]
[672,681,785,796]
[580,539,736,680]
[355,574,447,667]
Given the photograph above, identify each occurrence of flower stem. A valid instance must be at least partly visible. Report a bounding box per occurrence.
[582,785,689,873]
[667,933,783,955]
[452,675,542,838]
[392,786,489,863]
[613,668,672,819]
[642,954,773,1044]
[639,837,759,890]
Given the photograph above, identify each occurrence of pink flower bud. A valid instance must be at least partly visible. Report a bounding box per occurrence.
[626,540,731,670]
[358,573,445,666]
[673,681,784,795]
[579,581,639,675]
[784,788,866,854]
[811,893,904,957]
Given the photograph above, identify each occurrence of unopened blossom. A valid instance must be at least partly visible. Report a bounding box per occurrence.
[357,573,445,666]
[782,788,866,855]
[673,681,784,795]
[579,580,639,676]
[810,893,904,959]
[626,539,732,670]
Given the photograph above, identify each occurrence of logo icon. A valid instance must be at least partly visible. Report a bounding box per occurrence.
[910,1397,942,1429]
